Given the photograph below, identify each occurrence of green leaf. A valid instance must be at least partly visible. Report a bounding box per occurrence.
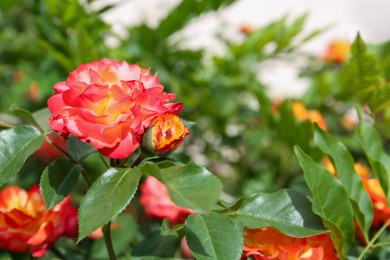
[340,33,383,110]
[10,104,42,131]
[40,158,82,210]
[132,230,179,258]
[67,135,96,161]
[142,161,223,213]
[156,0,234,38]
[313,126,373,241]
[0,126,44,186]
[357,122,390,204]
[235,189,326,238]
[294,146,354,259]
[32,108,51,133]
[185,213,243,260]
[78,167,141,242]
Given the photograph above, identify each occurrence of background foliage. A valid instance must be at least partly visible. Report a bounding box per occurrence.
[1,0,390,259]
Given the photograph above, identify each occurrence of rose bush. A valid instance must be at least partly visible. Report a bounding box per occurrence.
[48,58,182,159]
[0,185,77,257]
[2,3,390,258]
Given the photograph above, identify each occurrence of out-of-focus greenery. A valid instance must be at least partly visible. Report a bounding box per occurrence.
[2,0,390,259]
[0,0,325,196]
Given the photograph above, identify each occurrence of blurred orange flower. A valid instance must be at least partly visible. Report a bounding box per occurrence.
[240,24,256,35]
[0,186,78,257]
[140,176,194,225]
[322,156,336,176]
[354,163,390,228]
[323,39,350,64]
[142,113,190,157]
[242,227,338,260]
[291,101,328,130]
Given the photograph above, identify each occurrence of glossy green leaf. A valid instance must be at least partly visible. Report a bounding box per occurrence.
[32,108,51,133]
[235,189,326,237]
[142,161,223,213]
[78,167,141,242]
[132,230,179,258]
[0,126,44,186]
[185,213,243,260]
[357,122,390,203]
[40,158,82,210]
[10,103,42,131]
[295,146,354,260]
[67,135,96,161]
[313,125,373,241]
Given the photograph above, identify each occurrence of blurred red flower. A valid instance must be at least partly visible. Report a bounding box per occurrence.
[0,186,78,257]
[48,58,182,159]
[242,227,338,260]
[139,176,194,225]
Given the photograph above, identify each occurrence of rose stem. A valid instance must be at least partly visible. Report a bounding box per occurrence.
[358,218,390,260]
[102,221,117,260]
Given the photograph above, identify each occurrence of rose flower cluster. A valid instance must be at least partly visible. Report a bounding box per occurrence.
[48,58,185,159]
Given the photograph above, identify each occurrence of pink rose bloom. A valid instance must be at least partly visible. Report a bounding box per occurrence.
[48,58,182,159]
[0,186,78,257]
[140,176,194,225]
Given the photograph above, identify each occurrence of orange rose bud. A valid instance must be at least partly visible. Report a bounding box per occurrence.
[142,113,190,157]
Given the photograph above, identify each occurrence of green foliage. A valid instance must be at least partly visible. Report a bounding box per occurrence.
[234,189,327,237]
[3,0,390,259]
[78,167,142,242]
[295,146,354,259]
[313,125,373,241]
[90,215,138,259]
[357,122,390,204]
[142,161,223,213]
[67,135,96,161]
[185,213,243,260]
[132,230,179,258]
[40,158,82,209]
[0,125,43,186]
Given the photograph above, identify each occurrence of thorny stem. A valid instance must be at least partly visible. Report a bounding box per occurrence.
[358,218,390,260]
[102,222,116,260]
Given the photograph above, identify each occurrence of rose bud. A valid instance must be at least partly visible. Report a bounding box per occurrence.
[142,113,190,157]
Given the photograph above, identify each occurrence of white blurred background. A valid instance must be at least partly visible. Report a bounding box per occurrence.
[93,0,390,97]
